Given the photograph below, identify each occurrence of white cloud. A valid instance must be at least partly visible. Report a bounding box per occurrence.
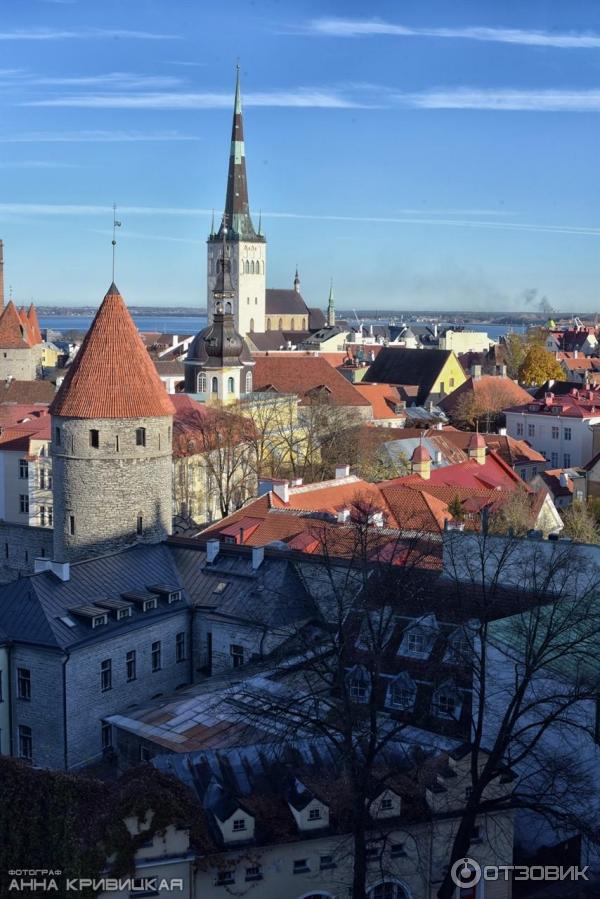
[308,18,600,49]
[397,88,600,112]
[0,160,81,168]
[31,72,184,89]
[0,28,179,41]
[26,88,370,109]
[0,130,200,143]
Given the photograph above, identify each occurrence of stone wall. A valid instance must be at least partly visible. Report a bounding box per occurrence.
[11,645,66,769]
[52,414,173,563]
[0,522,53,582]
[0,347,38,381]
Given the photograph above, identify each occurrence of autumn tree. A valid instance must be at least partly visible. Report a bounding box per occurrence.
[518,345,565,387]
[503,328,547,380]
[193,406,257,518]
[561,499,600,544]
[450,380,526,431]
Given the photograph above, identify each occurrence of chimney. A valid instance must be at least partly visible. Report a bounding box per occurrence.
[335,464,350,479]
[468,433,487,466]
[50,561,70,582]
[574,349,579,359]
[337,508,350,523]
[34,558,51,574]
[206,539,220,563]
[273,481,290,503]
[498,426,507,436]
[471,364,482,380]
[411,444,431,480]
[434,450,442,465]
[498,363,507,377]
[435,422,443,431]
[252,546,264,569]
[0,239,3,310]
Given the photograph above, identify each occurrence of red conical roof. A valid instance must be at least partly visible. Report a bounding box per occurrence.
[411,443,431,463]
[50,283,175,419]
[27,303,43,345]
[0,301,31,349]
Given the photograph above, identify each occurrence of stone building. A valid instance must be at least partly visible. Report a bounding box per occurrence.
[49,282,175,563]
[206,68,313,341]
[0,301,43,381]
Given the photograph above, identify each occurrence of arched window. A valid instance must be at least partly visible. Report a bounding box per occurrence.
[368,882,410,899]
[302,317,306,330]
[227,376,235,394]
[225,301,232,314]
[250,260,255,274]
[211,376,218,394]
[245,260,250,274]
[267,318,271,331]
[197,372,207,393]
[278,318,283,330]
[245,370,252,394]
[290,318,295,330]
[250,318,255,332]
[136,514,143,536]
[135,427,146,447]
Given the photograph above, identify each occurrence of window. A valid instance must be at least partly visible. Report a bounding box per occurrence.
[389,682,414,709]
[552,425,559,439]
[245,866,262,881]
[176,632,186,663]
[117,607,131,620]
[143,598,157,612]
[151,641,161,672]
[101,722,112,750]
[39,468,46,489]
[215,870,235,886]
[407,632,426,655]
[564,427,572,441]
[434,691,456,717]
[55,426,61,446]
[308,807,322,820]
[18,725,32,760]
[40,506,46,527]
[48,506,53,527]
[290,318,295,330]
[100,659,112,692]
[366,846,381,862]
[245,371,252,394]
[135,427,146,447]
[527,423,535,437]
[390,843,406,858]
[230,644,244,668]
[89,429,99,448]
[516,422,524,436]
[17,668,31,700]
[197,372,207,392]
[293,859,309,873]
[380,797,393,811]
[140,746,152,762]
[232,817,246,832]
[278,318,283,330]
[227,376,235,394]
[211,376,218,394]
[19,495,29,515]
[449,377,455,388]
[471,824,482,843]
[126,650,136,682]
[249,318,255,332]
[115,434,119,452]
[92,614,107,628]
[136,514,143,536]
[551,452,559,467]
[320,855,336,870]
[266,318,271,331]
[564,453,571,468]
[19,459,28,479]
[348,675,369,703]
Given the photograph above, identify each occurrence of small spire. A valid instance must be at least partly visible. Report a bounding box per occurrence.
[327,278,336,327]
[293,266,300,293]
[111,203,122,284]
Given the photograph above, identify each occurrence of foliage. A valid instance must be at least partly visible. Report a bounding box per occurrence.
[0,760,202,898]
[518,345,565,387]
[503,328,547,380]
[488,487,533,536]
[561,500,600,545]
[451,382,524,431]
[447,494,464,520]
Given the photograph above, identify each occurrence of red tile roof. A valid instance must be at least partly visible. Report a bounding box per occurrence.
[252,355,370,407]
[441,431,545,467]
[0,301,31,349]
[18,304,43,346]
[49,283,175,419]
[353,382,405,419]
[0,380,55,405]
[506,388,600,419]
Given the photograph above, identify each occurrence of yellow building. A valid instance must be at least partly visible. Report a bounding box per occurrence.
[362,347,467,405]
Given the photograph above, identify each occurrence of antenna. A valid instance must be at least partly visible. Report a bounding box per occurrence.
[111,203,122,283]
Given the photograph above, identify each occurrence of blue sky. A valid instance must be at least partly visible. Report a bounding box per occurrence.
[2,1,600,312]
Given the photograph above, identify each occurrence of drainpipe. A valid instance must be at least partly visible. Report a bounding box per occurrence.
[7,642,13,757]
[62,651,69,770]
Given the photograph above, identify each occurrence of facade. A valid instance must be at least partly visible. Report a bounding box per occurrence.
[438,328,493,354]
[363,348,467,406]
[49,282,175,563]
[505,388,600,468]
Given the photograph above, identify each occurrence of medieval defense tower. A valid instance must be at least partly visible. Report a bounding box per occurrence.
[207,67,266,337]
[49,282,175,563]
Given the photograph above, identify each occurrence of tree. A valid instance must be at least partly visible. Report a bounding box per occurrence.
[518,345,565,387]
[488,487,535,536]
[450,381,526,431]
[438,529,600,899]
[561,500,600,544]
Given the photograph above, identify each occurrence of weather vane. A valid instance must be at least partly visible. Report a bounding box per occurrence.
[112,203,122,283]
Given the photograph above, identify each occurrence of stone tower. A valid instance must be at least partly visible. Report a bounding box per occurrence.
[207,67,266,338]
[49,282,175,563]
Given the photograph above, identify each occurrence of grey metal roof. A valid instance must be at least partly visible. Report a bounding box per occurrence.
[265,289,310,316]
[0,543,190,650]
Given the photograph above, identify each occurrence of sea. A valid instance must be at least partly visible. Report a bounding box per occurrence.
[39,315,522,342]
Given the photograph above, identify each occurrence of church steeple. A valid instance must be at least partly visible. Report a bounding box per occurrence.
[293,266,300,293]
[219,65,258,241]
[327,279,336,327]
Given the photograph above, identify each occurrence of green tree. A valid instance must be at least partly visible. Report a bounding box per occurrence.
[518,345,565,387]
[561,500,600,544]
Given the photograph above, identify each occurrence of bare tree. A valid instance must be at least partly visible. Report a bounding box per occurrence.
[194,406,257,518]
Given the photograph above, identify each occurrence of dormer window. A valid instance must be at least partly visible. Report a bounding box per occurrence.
[408,632,426,654]
[92,614,107,628]
[167,590,181,604]
[386,672,417,711]
[432,680,462,719]
[117,607,131,620]
[232,818,246,832]
[381,798,393,811]
[143,598,157,612]
[398,614,439,659]
[308,807,321,821]
[346,665,371,703]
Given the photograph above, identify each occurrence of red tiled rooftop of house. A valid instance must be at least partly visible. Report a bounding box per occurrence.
[252,355,370,407]
[353,382,405,419]
[506,388,600,418]
[0,301,32,349]
[49,283,175,420]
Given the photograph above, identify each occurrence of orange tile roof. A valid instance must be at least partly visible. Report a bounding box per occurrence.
[49,283,175,419]
[353,382,404,419]
[440,375,531,416]
[0,301,31,349]
[252,355,370,407]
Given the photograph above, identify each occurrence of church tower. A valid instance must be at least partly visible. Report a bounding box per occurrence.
[207,67,266,338]
[49,282,175,563]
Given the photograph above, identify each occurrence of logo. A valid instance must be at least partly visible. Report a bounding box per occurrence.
[451,857,482,889]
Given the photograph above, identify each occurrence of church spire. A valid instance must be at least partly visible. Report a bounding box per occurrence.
[219,65,258,241]
[293,266,300,293]
[327,279,336,327]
